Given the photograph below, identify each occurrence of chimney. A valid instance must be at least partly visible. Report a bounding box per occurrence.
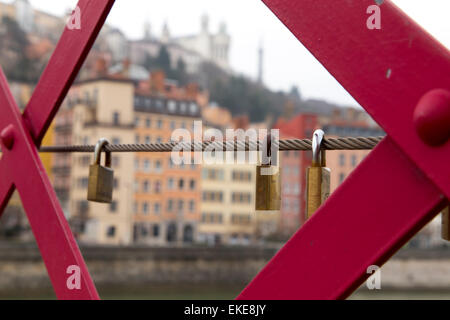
[94,57,108,77]
[150,70,166,93]
[186,83,199,99]
[122,58,131,75]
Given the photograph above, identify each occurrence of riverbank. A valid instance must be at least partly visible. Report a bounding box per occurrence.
[0,243,449,299]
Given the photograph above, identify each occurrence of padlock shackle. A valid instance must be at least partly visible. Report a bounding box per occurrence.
[312,129,326,167]
[94,138,111,167]
[261,133,278,166]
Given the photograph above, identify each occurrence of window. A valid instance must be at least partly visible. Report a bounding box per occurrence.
[145,136,151,144]
[142,202,149,214]
[143,159,150,172]
[232,192,251,203]
[339,173,346,184]
[232,171,251,182]
[106,226,116,237]
[146,118,151,128]
[189,200,195,212]
[180,102,187,113]
[134,159,140,170]
[168,101,176,113]
[113,112,120,125]
[351,155,357,167]
[79,156,90,166]
[77,201,89,214]
[135,135,140,144]
[143,180,150,193]
[152,225,160,237]
[157,119,163,129]
[167,199,174,212]
[110,201,117,212]
[190,103,198,114]
[170,121,176,130]
[154,181,161,193]
[339,153,346,166]
[134,117,139,126]
[156,136,162,143]
[78,177,89,188]
[154,203,161,214]
[113,178,119,188]
[112,137,120,145]
[202,191,223,202]
[155,160,162,172]
[168,178,174,190]
[178,200,184,212]
[189,179,196,190]
[179,179,184,190]
[112,156,120,167]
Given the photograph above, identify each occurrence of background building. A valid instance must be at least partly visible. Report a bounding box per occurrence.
[129,15,231,74]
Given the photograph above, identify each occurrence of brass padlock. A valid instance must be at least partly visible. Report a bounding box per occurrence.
[255,134,281,211]
[442,206,450,241]
[87,138,114,203]
[306,129,330,219]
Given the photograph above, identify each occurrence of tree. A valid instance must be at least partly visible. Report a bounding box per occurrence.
[0,16,40,82]
[155,45,171,73]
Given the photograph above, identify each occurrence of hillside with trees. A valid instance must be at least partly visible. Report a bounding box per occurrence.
[144,45,307,122]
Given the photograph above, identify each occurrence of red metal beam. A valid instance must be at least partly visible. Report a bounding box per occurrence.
[23,0,115,145]
[0,70,99,299]
[238,0,450,299]
[0,0,115,299]
[0,161,14,216]
[260,0,450,198]
[238,137,446,299]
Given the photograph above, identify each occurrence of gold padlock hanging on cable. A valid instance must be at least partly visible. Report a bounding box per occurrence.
[255,134,281,211]
[306,129,331,219]
[87,138,114,203]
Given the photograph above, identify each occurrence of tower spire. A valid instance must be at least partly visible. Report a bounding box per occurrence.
[257,40,264,85]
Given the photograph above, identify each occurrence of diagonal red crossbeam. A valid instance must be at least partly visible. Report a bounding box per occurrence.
[238,0,450,299]
[0,0,115,299]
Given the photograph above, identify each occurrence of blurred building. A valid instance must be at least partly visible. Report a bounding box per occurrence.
[0,0,64,40]
[198,114,280,245]
[53,70,203,245]
[275,107,385,239]
[174,14,231,71]
[275,113,318,237]
[133,71,202,245]
[130,15,231,74]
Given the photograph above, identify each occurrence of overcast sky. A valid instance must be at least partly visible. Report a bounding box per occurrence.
[5,0,450,107]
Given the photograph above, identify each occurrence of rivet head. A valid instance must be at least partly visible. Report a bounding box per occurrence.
[0,124,15,150]
[413,89,450,146]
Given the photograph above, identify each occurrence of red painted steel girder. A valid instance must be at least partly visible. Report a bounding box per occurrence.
[238,0,450,299]
[0,0,115,299]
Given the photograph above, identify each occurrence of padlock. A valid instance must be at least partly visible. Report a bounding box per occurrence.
[255,134,281,211]
[442,206,450,241]
[87,138,114,203]
[306,129,331,219]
